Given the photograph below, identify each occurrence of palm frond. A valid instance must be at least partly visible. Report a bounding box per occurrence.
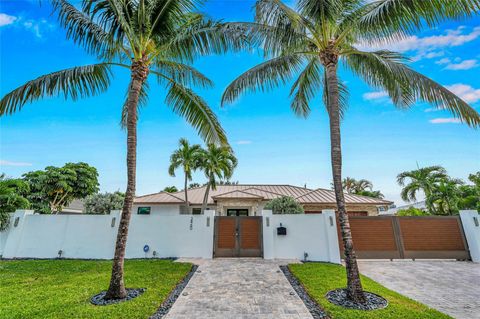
[0,64,112,115]
[153,60,213,88]
[165,82,228,145]
[358,0,480,43]
[345,50,480,127]
[52,0,115,58]
[289,57,323,117]
[222,54,305,105]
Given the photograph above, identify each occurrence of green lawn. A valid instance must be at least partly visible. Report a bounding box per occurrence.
[289,263,451,319]
[0,259,192,319]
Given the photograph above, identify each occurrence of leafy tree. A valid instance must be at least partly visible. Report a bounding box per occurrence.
[0,0,243,299]
[396,207,428,216]
[265,196,304,214]
[457,184,479,211]
[197,144,238,214]
[163,186,179,193]
[168,138,202,211]
[0,175,30,231]
[341,177,357,194]
[85,191,125,215]
[397,166,448,214]
[222,0,480,303]
[23,162,99,214]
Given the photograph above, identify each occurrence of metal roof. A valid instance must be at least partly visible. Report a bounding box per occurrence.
[134,184,393,206]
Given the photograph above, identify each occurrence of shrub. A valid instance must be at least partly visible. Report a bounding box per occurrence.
[396,207,428,216]
[85,191,125,214]
[264,196,304,214]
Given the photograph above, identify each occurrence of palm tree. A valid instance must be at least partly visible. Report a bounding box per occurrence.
[0,0,244,299]
[354,179,373,193]
[397,165,448,213]
[428,177,463,215]
[197,144,238,214]
[341,177,357,194]
[168,138,202,212]
[222,0,480,303]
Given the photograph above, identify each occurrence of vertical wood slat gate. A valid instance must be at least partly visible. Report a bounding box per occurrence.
[214,216,263,257]
[337,216,470,260]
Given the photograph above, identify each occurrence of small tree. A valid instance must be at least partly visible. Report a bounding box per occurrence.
[0,175,30,231]
[265,196,304,214]
[85,192,125,215]
[23,162,99,214]
[163,186,179,193]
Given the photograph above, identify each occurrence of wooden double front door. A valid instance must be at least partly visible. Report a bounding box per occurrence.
[214,216,263,257]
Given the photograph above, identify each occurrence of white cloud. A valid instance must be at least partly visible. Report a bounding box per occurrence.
[362,91,388,101]
[424,108,440,113]
[236,140,252,145]
[444,59,478,70]
[359,27,480,62]
[435,58,451,65]
[444,84,480,103]
[0,13,17,27]
[0,160,33,167]
[429,118,462,124]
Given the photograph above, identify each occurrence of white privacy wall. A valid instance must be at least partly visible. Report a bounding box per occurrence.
[460,210,480,263]
[1,210,214,259]
[262,210,341,263]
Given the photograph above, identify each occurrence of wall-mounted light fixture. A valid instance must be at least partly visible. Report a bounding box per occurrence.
[329,216,334,227]
[13,217,20,227]
[474,216,479,227]
[111,217,116,228]
[206,216,210,227]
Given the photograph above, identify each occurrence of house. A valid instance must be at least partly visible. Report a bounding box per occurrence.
[384,200,427,215]
[59,199,85,214]
[133,184,393,216]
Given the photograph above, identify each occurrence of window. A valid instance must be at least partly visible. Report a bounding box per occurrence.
[192,208,202,215]
[137,207,151,215]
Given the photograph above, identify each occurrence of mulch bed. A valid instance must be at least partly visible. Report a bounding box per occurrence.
[280,265,330,319]
[90,288,146,306]
[149,264,198,318]
[326,288,388,311]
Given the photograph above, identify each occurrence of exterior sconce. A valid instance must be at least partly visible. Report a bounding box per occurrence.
[111,217,116,228]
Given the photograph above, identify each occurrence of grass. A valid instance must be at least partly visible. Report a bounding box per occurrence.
[288,262,452,319]
[0,259,192,319]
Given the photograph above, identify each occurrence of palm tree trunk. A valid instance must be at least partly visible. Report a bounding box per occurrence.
[325,61,366,304]
[184,173,190,213]
[105,59,148,300]
[201,183,211,214]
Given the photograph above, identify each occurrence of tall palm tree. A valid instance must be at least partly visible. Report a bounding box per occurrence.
[168,138,202,212]
[222,0,480,303]
[198,144,238,214]
[341,177,357,194]
[0,0,244,299]
[397,165,448,213]
[354,179,373,193]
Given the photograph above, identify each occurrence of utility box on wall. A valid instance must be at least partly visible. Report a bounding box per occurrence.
[277,224,287,236]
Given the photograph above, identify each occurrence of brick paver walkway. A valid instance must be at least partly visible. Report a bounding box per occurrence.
[358,260,480,319]
[165,258,313,319]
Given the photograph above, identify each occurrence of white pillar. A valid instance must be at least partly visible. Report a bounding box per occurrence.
[460,210,480,263]
[322,209,341,264]
[261,210,274,259]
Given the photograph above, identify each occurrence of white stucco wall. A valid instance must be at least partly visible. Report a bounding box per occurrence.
[132,204,181,215]
[262,210,341,263]
[460,210,480,263]
[1,210,214,259]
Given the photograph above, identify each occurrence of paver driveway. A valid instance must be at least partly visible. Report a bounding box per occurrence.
[165,258,313,319]
[358,260,480,319]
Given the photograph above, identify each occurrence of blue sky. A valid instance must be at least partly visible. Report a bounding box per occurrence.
[0,0,479,205]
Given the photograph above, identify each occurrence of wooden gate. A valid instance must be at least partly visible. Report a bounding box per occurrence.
[214,216,263,257]
[337,216,470,260]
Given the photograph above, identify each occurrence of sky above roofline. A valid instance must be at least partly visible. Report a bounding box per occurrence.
[0,0,479,206]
